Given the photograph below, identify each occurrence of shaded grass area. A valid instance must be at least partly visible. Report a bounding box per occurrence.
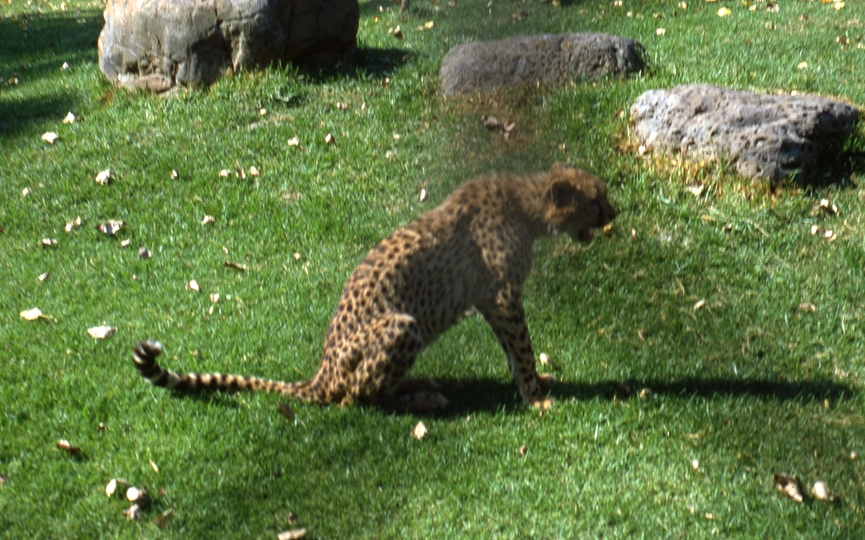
[2,0,865,537]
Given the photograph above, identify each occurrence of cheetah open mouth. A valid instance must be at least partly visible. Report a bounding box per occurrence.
[577,228,595,242]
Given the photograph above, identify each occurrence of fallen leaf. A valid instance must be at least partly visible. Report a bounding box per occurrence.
[799,302,817,312]
[692,459,700,470]
[62,112,75,124]
[638,387,651,399]
[278,403,296,421]
[249,166,260,177]
[126,486,151,509]
[519,444,528,456]
[96,220,124,235]
[87,326,116,339]
[277,529,307,540]
[481,114,500,130]
[106,478,128,497]
[124,504,142,520]
[325,133,335,144]
[717,7,731,16]
[412,421,428,440]
[419,188,428,202]
[170,169,179,179]
[41,237,58,247]
[656,28,666,35]
[94,169,112,185]
[22,187,30,196]
[210,293,220,303]
[539,352,550,365]
[155,507,175,528]
[138,247,152,259]
[423,20,434,29]
[774,473,803,503]
[393,26,403,39]
[42,132,59,144]
[38,272,50,282]
[797,62,808,70]
[833,1,844,9]
[20,307,43,320]
[693,299,706,311]
[686,184,704,196]
[61,62,69,70]
[65,216,82,232]
[187,280,200,291]
[150,460,159,473]
[811,481,835,501]
[288,137,300,146]
[201,215,215,225]
[819,198,839,215]
[219,169,231,177]
[224,261,248,271]
[120,238,131,247]
[57,439,81,456]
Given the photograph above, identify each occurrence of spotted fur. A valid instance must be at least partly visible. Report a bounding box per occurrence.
[133,163,616,411]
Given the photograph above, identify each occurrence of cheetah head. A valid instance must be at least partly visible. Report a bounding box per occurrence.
[545,163,617,243]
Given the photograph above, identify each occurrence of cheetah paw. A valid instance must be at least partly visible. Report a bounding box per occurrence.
[531,397,554,412]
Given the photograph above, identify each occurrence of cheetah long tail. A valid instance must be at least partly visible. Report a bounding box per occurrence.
[132,340,321,399]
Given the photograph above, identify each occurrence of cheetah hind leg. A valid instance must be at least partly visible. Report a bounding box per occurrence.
[346,313,446,411]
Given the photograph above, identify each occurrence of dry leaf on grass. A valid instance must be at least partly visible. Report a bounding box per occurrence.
[156,507,175,528]
[224,261,248,271]
[324,133,335,144]
[811,481,835,501]
[278,403,296,421]
[38,272,50,282]
[138,247,152,259]
[170,169,179,179]
[288,137,300,146]
[210,293,220,303]
[126,486,151,509]
[412,421,428,440]
[20,307,44,320]
[249,166,260,177]
[42,131,59,144]
[686,184,704,197]
[717,7,731,16]
[62,112,76,124]
[518,445,528,456]
[219,169,231,177]
[774,473,803,503]
[41,238,58,247]
[187,280,200,291]
[691,459,700,470]
[106,478,128,497]
[419,188,428,202]
[150,460,159,473]
[799,302,817,313]
[693,299,706,311]
[57,439,81,456]
[539,352,550,366]
[65,216,82,232]
[94,169,112,185]
[392,26,403,39]
[96,220,124,235]
[87,326,116,339]
[277,529,307,540]
[124,504,142,520]
[201,215,215,225]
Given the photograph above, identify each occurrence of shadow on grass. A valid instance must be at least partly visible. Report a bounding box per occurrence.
[424,376,856,417]
[296,46,416,83]
[0,94,79,138]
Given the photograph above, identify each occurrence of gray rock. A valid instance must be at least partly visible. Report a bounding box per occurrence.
[98,0,359,92]
[438,33,645,96]
[631,85,859,182]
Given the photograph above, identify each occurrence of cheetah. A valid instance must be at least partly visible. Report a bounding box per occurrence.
[133,163,616,411]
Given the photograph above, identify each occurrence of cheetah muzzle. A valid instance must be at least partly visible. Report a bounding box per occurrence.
[132,163,616,412]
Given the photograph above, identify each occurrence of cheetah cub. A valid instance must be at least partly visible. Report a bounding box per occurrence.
[133,163,616,411]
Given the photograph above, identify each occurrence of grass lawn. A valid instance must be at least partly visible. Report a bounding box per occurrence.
[2,0,865,537]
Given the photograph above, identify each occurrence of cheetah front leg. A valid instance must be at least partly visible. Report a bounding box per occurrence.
[479,287,554,411]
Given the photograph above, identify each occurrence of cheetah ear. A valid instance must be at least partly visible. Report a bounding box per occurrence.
[548,179,578,208]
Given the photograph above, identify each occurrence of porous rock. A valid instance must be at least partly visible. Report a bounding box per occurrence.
[631,84,859,182]
[439,33,645,96]
[98,0,359,92]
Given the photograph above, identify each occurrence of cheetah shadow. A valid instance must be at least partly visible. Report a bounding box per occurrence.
[422,376,856,417]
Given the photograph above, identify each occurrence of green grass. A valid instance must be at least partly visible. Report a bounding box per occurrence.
[2,0,865,537]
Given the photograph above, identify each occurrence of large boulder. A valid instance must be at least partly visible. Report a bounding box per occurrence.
[631,85,859,182]
[438,33,645,96]
[98,0,359,92]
